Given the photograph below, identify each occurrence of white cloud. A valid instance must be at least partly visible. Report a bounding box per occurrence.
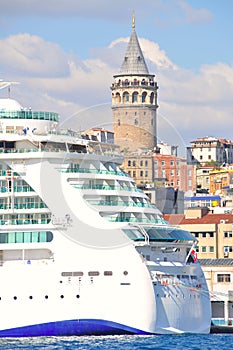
[177,0,213,23]
[0,34,69,77]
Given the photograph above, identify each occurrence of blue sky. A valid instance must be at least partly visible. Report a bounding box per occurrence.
[0,0,233,154]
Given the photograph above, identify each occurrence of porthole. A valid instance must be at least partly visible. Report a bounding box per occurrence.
[13,296,17,300]
[123,271,128,276]
[76,295,80,299]
[45,295,48,299]
[29,296,33,300]
[60,295,64,299]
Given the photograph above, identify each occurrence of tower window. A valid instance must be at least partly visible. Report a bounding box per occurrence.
[124,57,128,62]
[137,56,141,61]
[150,92,154,104]
[118,119,120,126]
[123,92,129,103]
[142,92,147,103]
[132,92,138,103]
[134,119,138,125]
[115,92,121,103]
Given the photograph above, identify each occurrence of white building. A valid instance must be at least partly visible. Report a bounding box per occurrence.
[187,136,233,165]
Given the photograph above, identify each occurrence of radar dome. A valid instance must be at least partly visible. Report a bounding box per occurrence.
[0,98,23,111]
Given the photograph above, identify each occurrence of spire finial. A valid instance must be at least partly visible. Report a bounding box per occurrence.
[132,11,135,31]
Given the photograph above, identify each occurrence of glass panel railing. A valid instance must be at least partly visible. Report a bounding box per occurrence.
[0,110,59,122]
[58,167,130,177]
[106,217,159,224]
[74,184,142,192]
[86,199,155,208]
[143,226,195,242]
[123,228,145,241]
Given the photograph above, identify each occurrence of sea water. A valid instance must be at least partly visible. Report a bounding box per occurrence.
[0,334,232,350]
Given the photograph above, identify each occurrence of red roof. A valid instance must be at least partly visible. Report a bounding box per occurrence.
[164,213,233,225]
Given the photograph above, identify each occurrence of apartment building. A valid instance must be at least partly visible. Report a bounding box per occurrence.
[187,136,233,165]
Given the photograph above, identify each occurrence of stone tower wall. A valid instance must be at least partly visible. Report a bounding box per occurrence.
[113,106,157,150]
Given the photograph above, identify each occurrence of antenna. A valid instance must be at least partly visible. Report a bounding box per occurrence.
[0,81,19,98]
[0,81,19,94]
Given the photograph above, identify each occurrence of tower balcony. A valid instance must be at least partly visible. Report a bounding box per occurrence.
[111,80,158,90]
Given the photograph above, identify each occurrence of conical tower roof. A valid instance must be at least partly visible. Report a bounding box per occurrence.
[119,14,149,75]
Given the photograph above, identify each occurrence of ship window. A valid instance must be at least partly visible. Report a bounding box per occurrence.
[8,232,15,243]
[40,231,47,242]
[88,271,100,276]
[24,232,31,243]
[0,233,7,243]
[73,271,84,276]
[104,271,113,276]
[61,272,72,277]
[16,232,23,243]
[0,231,53,244]
[32,231,39,242]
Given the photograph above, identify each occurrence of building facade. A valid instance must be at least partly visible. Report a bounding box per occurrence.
[164,208,233,259]
[187,136,233,166]
[122,150,195,193]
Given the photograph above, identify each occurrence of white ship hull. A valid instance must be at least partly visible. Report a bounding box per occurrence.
[0,230,210,337]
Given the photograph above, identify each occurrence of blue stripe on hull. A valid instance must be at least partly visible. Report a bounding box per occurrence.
[0,319,150,337]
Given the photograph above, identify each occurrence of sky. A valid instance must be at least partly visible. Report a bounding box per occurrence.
[0,0,233,156]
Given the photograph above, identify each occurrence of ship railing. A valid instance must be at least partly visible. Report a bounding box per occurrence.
[87,199,155,208]
[0,219,50,225]
[0,148,122,157]
[58,167,130,177]
[211,318,233,326]
[0,185,34,192]
[0,110,59,122]
[73,184,143,192]
[0,170,18,176]
[106,217,160,224]
[0,203,48,210]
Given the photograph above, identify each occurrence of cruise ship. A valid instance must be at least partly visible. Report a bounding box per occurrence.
[0,80,211,336]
